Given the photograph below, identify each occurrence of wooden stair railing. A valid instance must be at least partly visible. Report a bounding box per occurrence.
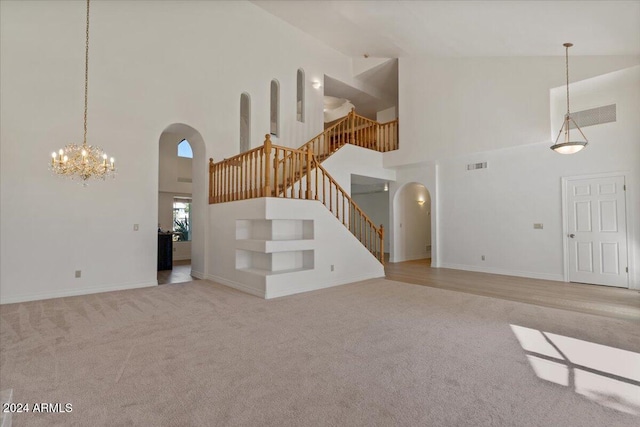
[209,107,397,262]
[272,144,313,198]
[310,155,384,263]
[209,134,384,263]
[299,114,351,159]
[299,109,399,162]
[209,144,270,204]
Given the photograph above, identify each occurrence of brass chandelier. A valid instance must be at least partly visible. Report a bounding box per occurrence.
[550,43,588,154]
[50,0,116,183]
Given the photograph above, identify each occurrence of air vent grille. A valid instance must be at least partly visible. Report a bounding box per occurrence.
[569,104,616,129]
[466,162,487,171]
[177,177,192,183]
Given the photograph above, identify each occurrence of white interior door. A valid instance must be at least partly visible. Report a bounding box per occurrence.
[566,175,628,288]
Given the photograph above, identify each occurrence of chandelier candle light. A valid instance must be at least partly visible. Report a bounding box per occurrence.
[50,0,116,183]
[550,42,588,154]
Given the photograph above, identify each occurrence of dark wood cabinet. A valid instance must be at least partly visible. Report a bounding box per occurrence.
[157,233,173,270]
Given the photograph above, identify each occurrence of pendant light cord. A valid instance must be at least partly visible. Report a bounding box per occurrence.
[565,44,570,117]
[83,0,90,147]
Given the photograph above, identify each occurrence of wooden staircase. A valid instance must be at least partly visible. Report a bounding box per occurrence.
[208,110,399,263]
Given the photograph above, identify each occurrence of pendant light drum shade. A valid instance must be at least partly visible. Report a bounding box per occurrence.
[550,43,588,154]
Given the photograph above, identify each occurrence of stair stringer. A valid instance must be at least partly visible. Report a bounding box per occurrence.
[207,197,384,299]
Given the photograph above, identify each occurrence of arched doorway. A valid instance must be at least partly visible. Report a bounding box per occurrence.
[240,92,251,153]
[391,182,432,264]
[157,123,207,284]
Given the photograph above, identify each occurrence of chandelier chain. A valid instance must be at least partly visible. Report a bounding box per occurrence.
[50,0,116,183]
[83,0,90,147]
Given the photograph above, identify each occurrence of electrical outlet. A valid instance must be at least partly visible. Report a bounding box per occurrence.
[533,223,543,229]
[481,255,485,261]
[75,270,81,278]
[330,264,334,272]
[133,224,139,231]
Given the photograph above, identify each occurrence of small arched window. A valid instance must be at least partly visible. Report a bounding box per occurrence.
[240,93,251,153]
[296,69,305,122]
[270,79,279,137]
[177,139,193,158]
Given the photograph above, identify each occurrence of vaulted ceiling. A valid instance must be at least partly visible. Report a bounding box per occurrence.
[252,1,640,58]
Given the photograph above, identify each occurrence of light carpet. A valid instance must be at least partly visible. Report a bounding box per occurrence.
[1,278,639,426]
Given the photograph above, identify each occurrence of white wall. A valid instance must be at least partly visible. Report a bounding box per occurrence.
[158,132,193,261]
[3,2,637,304]
[376,106,397,123]
[391,62,639,287]
[158,192,174,233]
[159,133,193,195]
[387,55,640,167]
[321,144,396,196]
[158,132,192,230]
[208,198,384,299]
[393,183,431,262]
[0,0,356,303]
[352,191,390,252]
[173,241,191,262]
[388,163,439,265]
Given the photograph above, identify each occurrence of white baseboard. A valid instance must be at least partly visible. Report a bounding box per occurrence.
[438,263,564,282]
[391,252,430,263]
[0,280,158,305]
[191,270,205,280]
[205,274,265,298]
[265,271,384,299]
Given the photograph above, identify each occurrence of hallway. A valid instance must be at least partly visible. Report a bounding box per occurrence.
[157,260,198,285]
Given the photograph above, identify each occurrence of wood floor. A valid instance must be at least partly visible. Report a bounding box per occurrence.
[157,260,198,285]
[385,259,640,322]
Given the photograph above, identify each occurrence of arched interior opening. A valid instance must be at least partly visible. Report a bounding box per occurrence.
[296,68,305,122]
[157,123,207,284]
[392,182,432,264]
[240,92,251,153]
[270,79,280,137]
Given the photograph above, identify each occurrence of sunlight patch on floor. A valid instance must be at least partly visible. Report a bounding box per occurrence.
[511,324,640,416]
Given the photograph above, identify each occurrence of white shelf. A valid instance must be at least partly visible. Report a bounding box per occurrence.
[235,219,315,274]
[236,239,315,253]
[236,219,313,240]
[238,267,312,276]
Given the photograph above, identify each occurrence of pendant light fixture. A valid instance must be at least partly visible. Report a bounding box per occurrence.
[550,43,588,154]
[50,0,116,184]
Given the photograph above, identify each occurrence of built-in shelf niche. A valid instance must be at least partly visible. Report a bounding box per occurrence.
[235,219,315,275]
[236,249,314,273]
[236,219,313,241]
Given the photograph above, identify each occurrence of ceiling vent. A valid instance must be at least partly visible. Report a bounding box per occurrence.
[466,162,487,171]
[568,104,616,129]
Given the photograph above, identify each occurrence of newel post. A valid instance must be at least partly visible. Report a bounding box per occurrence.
[350,107,356,145]
[209,158,214,204]
[264,134,273,197]
[379,224,384,264]
[306,147,312,199]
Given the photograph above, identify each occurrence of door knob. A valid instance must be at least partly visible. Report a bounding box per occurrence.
[568,234,575,238]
